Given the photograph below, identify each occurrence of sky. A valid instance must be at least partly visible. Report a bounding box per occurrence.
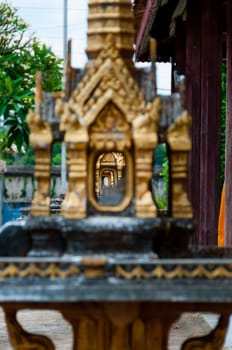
[7,0,171,94]
[8,0,88,67]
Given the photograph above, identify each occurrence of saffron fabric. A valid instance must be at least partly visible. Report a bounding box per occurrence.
[218,182,225,247]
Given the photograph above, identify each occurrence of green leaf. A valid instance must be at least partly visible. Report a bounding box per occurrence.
[0,104,7,116]
[4,77,13,94]
[0,2,63,153]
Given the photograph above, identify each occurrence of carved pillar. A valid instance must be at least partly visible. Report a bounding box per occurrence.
[95,164,100,197]
[134,148,157,218]
[63,303,110,350]
[27,110,53,216]
[105,303,139,350]
[62,143,88,219]
[133,98,161,218]
[167,111,193,218]
[3,304,231,350]
[140,304,180,350]
[64,303,179,350]
[56,99,88,219]
[117,165,123,180]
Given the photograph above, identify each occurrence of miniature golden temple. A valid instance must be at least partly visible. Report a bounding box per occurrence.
[26,0,192,222]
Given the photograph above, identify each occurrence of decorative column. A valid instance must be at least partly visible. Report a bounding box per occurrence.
[133,98,161,218]
[27,110,53,216]
[167,111,193,218]
[95,161,100,197]
[26,72,53,216]
[56,100,88,219]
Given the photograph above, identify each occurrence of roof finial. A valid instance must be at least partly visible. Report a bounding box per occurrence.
[86,0,135,73]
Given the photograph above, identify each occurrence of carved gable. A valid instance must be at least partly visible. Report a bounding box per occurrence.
[65,36,145,127]
[89,102,131,150]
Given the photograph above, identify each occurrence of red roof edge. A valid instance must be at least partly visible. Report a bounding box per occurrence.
[135,0,154,60]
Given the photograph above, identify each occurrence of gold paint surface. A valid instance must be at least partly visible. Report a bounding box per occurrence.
[116,264,232,280]
[0,261,232,281]
[55,36,161,218]
[28,1,193,220]
[167,110,193,218]
[0,263,80,280]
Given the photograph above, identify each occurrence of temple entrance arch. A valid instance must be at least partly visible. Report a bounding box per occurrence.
[95,152,126,206]
[88,101,133,212]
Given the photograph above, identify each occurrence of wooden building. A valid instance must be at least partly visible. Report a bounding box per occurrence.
[134,0,232,246]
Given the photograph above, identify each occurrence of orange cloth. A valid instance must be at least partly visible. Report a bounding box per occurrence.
[218,182,225,246]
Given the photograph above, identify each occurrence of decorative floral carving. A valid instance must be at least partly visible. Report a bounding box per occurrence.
[90,102,131,151]
[5,177,24,201]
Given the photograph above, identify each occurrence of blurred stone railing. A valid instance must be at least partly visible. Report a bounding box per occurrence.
[1,166,61,224]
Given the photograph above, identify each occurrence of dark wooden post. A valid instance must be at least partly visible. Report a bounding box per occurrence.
[186,0,202,245]
[225,0,232,245]
[186,0,222,245]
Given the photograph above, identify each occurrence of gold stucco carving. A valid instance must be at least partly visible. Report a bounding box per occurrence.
[116,264,232,280]
[133,98,161,217]
[89,102,131,150]
[26,109,53,216]
[0,262,80,280]
[55,36,161,218]
[28,6,193,220]
[95,152,126,198]
[167,110,193,218]
[56,99,88,218]
[87,0,135,73]
[88,149,133,212]
[0,261,232,281]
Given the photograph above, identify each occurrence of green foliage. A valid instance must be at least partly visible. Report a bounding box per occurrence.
[0,2,29,55]
[17,147,35,166]
[1,141,62,166]
[155,194,168,210]
[160,157,169,194]
[51,142,61,165]
[154,143,166,167]
[220,63,226,188]
[154,144,169,210]
[0,2,63,153]
[156,157,169,210]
